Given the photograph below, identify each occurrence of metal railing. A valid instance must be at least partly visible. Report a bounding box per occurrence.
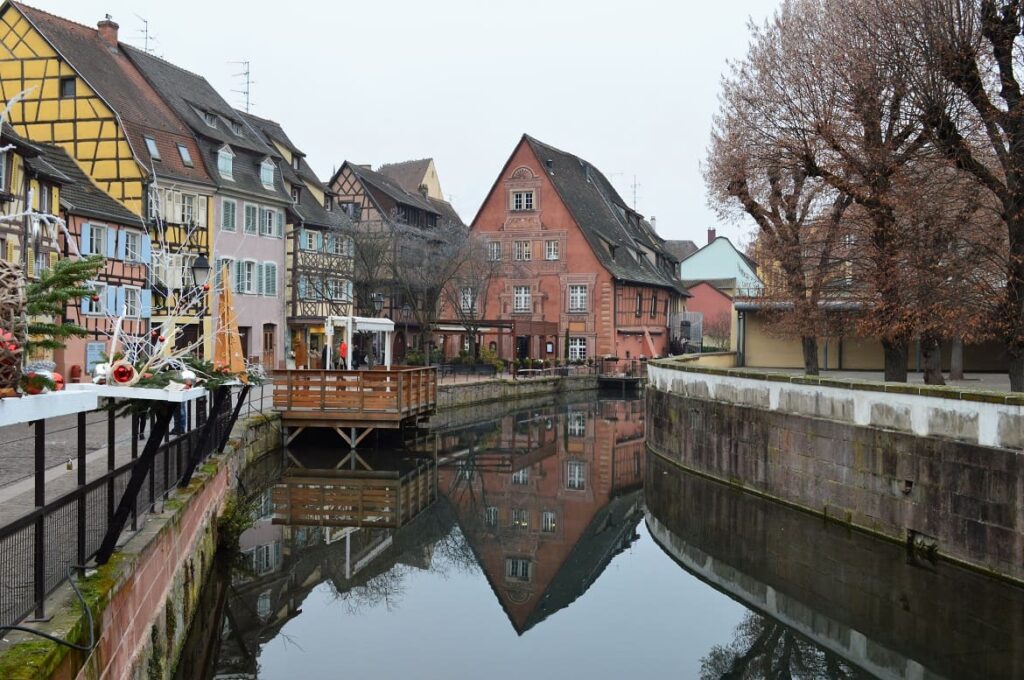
[0,386,248,627]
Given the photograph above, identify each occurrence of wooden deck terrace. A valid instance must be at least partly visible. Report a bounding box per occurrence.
[272,460,437,528]
[272,367,437,445]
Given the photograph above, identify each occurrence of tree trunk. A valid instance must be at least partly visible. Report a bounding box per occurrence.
[949,336,964,381]
[801,336,819,376]
[921,335,945,385]
[1011,352,1024,393]
[881,338,908,382]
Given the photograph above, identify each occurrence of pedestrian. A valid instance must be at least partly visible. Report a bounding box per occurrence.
[339,340,348,369]
[321,343,329,369]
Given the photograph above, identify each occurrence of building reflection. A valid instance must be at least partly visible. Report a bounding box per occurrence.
[435,397,646,634]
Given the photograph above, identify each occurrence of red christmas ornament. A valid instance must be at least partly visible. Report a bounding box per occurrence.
[158,335,166,342]
[51,372,65,391]
[112,363,134,384]
[91,295,99,302]
[202,284,210,291]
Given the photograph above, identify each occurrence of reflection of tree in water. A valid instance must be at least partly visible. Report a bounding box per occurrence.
[701,612,868,680]
[329,564,410,615]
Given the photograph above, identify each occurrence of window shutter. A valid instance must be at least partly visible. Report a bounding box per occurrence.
[106,228,116,257]
[315,231,323,251]
[81,290,91,315]
[276,210,284,237]
[298,228,306,249]
[116,230,126,260]
[26,248,35,277]
[139,289,152,318]
[172,191,183,223]
[267,263,277,296]
[234,260,244,293]
[197,196,207,227]
[80,223,91,255]
[105,286,116,314]
[48,251,57,269]
[298,276,306,299]
[115,286,125,316]
[256,263,265,295]
[140,233,151,264]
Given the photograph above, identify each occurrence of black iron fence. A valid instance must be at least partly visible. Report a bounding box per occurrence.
[0,386,246,627]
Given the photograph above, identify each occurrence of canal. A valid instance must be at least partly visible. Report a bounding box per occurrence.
[175,393,1024,679]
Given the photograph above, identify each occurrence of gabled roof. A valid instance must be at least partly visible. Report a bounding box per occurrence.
[12,3,212,186]
[32,143,143,226]
[376,159,432,195]
[681,278,737,297]
[122,44,273,157]
[340,162,441,216]
[681,235,759,272]
[1,123,71,185]
[521,135,688,295]
[664,239,698,262]
[293,185,351,230]
[238,111,328,192]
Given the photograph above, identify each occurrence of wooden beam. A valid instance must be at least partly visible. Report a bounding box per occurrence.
[285,426,305,446]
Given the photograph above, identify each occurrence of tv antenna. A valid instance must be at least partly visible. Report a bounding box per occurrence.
[133,14,158,54]
[230,61,254,113]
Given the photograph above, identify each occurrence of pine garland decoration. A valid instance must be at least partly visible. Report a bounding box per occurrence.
[25,255,104,353]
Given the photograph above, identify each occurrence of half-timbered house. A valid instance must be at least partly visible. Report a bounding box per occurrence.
[240,112,353,370]
[123,46,294,368]
[470,135,688,362]
[0,5,216,355]
[35,142,151,379]
[0,124,62,283]
[329,161,464,360]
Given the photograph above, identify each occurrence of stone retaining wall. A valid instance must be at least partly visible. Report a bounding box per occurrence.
[646,363,1024,583]
[0,412,281,680]
[436,374,598,411]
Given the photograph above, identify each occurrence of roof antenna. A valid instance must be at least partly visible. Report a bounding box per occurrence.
[631,174,640,210]
[133,14,157,54]
[230,60,254,113]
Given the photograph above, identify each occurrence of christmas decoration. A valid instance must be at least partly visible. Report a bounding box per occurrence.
[108,359,139,386]
[0,259,26,398]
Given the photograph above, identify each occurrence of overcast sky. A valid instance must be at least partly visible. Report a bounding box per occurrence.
[42,0,779,246]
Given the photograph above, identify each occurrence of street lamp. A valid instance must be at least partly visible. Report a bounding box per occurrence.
[191,254,211,288]
[371,292,384,316]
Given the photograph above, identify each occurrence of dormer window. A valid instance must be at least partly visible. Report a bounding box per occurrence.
[291,186,301,203]
[203,110,218,127]
[512,190,534,211]
[292,156,300,171]
[260,159,275,189]
[217,146,234,180]
[143,136,160,161]
[324,196,333,211]
[230,120,243,136]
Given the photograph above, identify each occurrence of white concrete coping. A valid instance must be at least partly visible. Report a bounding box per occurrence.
[0,390,100,427]
[66,383,208,403]
[648,361,1024,450]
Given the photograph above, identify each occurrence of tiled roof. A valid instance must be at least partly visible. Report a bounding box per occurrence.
[681,278,737,295]
[32,143,143,226]
[238,111,327,192]
[293,187,351,230]
[376,159,432,195]
[523,135,688,295]
[427,196,466,228]
[123,44,274,158]
[664,239,698,262]
[345,163,440,216]
[13,3,212,186]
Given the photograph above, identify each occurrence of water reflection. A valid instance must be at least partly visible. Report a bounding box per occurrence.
[174,395,1024,680]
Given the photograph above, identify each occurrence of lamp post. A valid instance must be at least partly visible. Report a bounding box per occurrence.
[191,254,211,289]
[371,293,384,367]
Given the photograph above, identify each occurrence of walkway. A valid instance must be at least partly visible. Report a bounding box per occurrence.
[758,369,1012,393]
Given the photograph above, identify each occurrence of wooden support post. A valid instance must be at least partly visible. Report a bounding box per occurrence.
[77,412,87,566]
[33,419,45,620]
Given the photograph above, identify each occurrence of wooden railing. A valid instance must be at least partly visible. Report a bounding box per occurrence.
[271,366,437,420]
[272,461,437,528]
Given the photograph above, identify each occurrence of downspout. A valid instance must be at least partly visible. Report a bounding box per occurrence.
[737,310,746,367]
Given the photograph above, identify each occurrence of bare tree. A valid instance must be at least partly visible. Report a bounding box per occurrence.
[891,0,1024,391]
[440,233,503,358]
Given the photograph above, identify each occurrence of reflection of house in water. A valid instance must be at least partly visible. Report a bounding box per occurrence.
[437,398,646,634]
[207,459,448,680]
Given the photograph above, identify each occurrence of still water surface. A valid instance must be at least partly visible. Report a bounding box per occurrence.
[177,394,1024,679]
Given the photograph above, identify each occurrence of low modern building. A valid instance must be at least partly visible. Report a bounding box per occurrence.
[678,229,762,297]
[468,134,688,363]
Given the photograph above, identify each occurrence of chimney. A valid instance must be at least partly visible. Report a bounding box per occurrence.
[650,216,657,231]
[97,15,119,48]
[707,227,717,244]
[418,183,428,197]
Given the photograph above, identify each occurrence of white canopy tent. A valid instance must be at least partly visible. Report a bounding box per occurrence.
[324,315,396,370]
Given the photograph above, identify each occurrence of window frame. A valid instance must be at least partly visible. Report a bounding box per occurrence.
[123,285,141,318]
[176,143,194,167]
[85,224,107,256]
[261,261,278,297]
[217,146,234,180]
[513,285,531,313]
[511,467,529,485]
[545,240,559,260]
[221,198,237,232]
[143,136,160,161]
[568,285,587,313]
[243,203,258,234]
[505,557,531,582]
[568,337,587,361]
[87,281,107,315]
[238,259,257,295]
[59,76,76,99]
[487,241,501,261]
[513,240,531,261]
[123,230,141,262]
[541,511,556,533]
[460,287,475,314]
[260,207,276,236]
[260,159,275,189]
[566,460,586,490]
[511,190,534,211]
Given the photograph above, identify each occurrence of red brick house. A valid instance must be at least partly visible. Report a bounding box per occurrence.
[469,135,688,362]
